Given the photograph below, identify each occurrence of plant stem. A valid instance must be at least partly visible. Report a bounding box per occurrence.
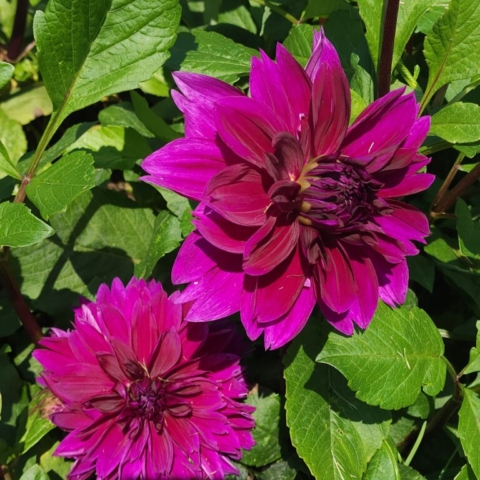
[430,152,465,218]
[404,420,427,466]
[420,140,452,156]
[431,161,480,218]
[6,0,29,62]
[377,0,401,98]
[0,250,42,344]
[250,0,299,25]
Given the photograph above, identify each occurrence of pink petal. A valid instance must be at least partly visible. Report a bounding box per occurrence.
[317,243,356,313]
[141,138,225,201]
[318,298,354,335]
[243,215,299,276]
[149,329,182,377]
[307,30,350,156]
[373,256,408,307]
[250,45,311,135]
[215,96,287,168]
[342,89,417,161]
[378,173,435,198]
[206,163,271,226]
[263,284,316,349]
[268,132,306,181]
[193,203,256,254]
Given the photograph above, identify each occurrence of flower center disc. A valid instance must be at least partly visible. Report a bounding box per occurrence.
[128,377,166,423]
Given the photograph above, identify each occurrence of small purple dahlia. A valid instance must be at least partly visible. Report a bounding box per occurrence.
[142,30,433,349]
[34,278,255,480]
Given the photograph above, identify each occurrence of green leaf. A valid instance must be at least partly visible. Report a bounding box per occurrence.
[134,210,182,279]
[34,0,181,122]
[358,0,435,71]
[284,321,390,479]
[364,440,401,480]
[40,441,73,479]
[317,302,446,410]
[19,465,48,480]
[456,198,480,259]
[154,186,193,237]
[0,85,53,125]
[130,91,179,142]
[458,389,480,478]
[351,89,368,125]
[0,203,54,247]
[255,459,297,480]
[283,24,314,67]
[0,61,14,90]
[416,5,446,34]
[0,139,22,181]
[99,102,154,138]
[424,0,480,103]
[19,391,55,455]
[464,321,480,375]
[430,103,480,144]
[26,151,96,220]
[0,109,27,165]
[218,1,257,33]
[454,464,477,480]
[407,255,435,292]
[303,0,349,18]
[398,463,427,479]
[242,388,283,467]
[170,30,258,84]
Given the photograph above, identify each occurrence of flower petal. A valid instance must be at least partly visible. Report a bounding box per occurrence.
[141,138,225,201]
[378,173,435,198]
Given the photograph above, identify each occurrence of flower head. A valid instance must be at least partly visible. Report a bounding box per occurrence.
[141,30,433,349]
[34,278,255,480]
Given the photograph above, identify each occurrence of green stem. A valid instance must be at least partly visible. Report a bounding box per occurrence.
[397,60,420,90]
[404,420,427,466]
[250,0,299,25]
[377,0,401,98]
[430,152,465,220]
[420,140,452,156]
[447,77,480,106]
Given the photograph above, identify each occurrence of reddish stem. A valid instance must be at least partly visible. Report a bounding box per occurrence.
[6,0,29,61]
[377,0,401,98]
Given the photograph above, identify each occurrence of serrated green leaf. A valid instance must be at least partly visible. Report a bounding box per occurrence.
[284,322,390,479]
[0,203,54,247]
[242,388,283,467]
[19,465,48,480]
[0,85,52,125]
[170,30,258,84]
[40,441,73,479]
[218,0,257,33]
[424,0,480,103]
[317,302,446,410]
[255,459,297,480]
[26,151,96,220]
[34,0,181,122]
[417,5,446,34]
[430,103,480,144]
[398,463,427,479]
[458,389,480,478]
[19,391,55,455]
[303,0,349,18]
[0,61,14,89]
[283,24,314,67]
[364,440,401,480]
[454,464,477,480]
[358,0,435,71]
[134,210,182,279]
[351,89,368,125]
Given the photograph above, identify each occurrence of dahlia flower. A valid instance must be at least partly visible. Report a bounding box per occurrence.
[34,278,255,480]
[142,29,433,349]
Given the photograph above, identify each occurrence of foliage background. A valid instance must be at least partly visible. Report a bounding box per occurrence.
[1,0,480,479]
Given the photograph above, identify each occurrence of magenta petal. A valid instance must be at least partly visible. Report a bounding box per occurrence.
[373,257,408,307]
[270,132,306,181]
[206,164,271,226]
[308,32,350,156]
[149,329,182,377]
[378,173,435,198]
[244,216,299,276]
[263,284,316,349]
[248,248,305,323]
[141,138,225,201]
[318,244,356,313]
[215,96,287,168]
[250,46,311,135]
[342,89,417,159]
[318,298,354,335]
[194,204,255,254]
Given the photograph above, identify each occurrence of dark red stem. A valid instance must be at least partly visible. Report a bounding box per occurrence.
[0,251,42,344]
[6,0,29,61]
[377,0,401,98]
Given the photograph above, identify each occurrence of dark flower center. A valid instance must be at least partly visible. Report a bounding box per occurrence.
[127,377,166,423]
[299,160,380,232]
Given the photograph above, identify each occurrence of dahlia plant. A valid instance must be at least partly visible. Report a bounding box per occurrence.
[1,0,480,479]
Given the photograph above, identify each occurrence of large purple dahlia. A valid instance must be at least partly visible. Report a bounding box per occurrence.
[34,278,255,480]
[142,29,433,349]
